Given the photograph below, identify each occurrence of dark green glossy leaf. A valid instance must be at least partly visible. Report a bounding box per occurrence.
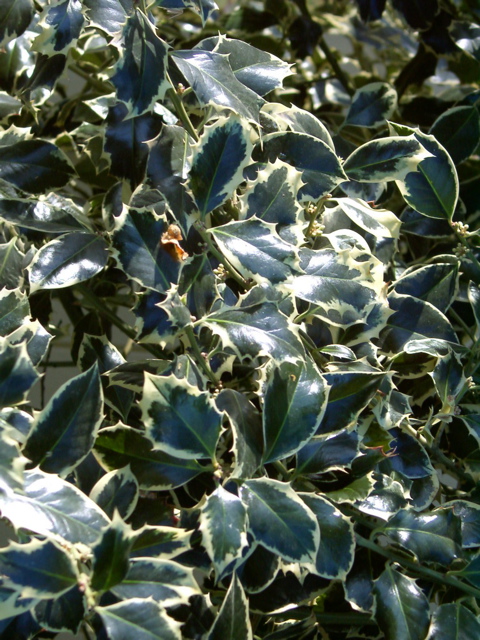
[0,194,88,233]
[89,466,139,520]
[189,115,253,217]
[91,515,135,592]
[394,262,459,313]
[262,102,335,149]
[32,0,84,56]
[207,573,252,640]
[83,0,133,34]
[451,501,480,549]
[0,468,109,544]
[236,543,280,594]
[344,548,374,613]
[383,427,433,479]
[112,207,180,293]
[430,105,480,165]
[178,254,217,319]
[28,232,108,291]
[0,140,73,194]
[382,508,462,565]
[0,341,39,407]
[260,131,346,202]
[240,478,319,563]
[113,557,199,606]
[0,0,33,47]
[94,424,204,490]
[357,473,407,520]
[381,292,458,353]
[197,35,291,96]
[318,366,385,435]
[262,359,329,463]
[8,320,52,367]
[105,105,163,186]
[432,350,466,414]
[300,493,355,579]
[0,239,25,289]
[0,539,77,598]
[97,598,182,640]
[452,553,480,588]
[23,363,103,475]
[374,566,430,640]
[211,218,297,284]
[141,373,222,460]
[215,389,263,479]
[199,485,248,579]
[172,49,263,122]
[468,281,480,331]
[427,603,480,640]
[33,586,86,634]
[344,134,430,182]
[112,9,169,117]
[296,429,359,476]
[345,82,397,128]
[147,125,195,221]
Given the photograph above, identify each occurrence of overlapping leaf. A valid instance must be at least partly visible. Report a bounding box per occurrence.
[0,0,34,47]
[97,598,182,640]
[32,0,84,56]
[430,105,480,165]
[207,573,252,640]
[345,82,397,128]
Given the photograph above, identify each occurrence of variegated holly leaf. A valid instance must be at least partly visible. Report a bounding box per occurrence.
[0,468,109,544]
[329,197,401,239]
[199,486,248,579]
[111,9,170,117]
[203,300,304,364]
[94,423,204,490]
[427,603,480,640]
[0,0,34,47]
[343,134,431,182]
[258,131,346,202]
[430,105,480,165]
[28,232,108,291]
[345,82,397,128]
[262,359,329,463]
[240,477,319,564]
[90,514,135,592]
[83,0,133,35]
[97,599,182,640]
[32,0,84,56]
[197,35,292,96]
[211,218,298,284]
[0,193,89,233]
[188,115,254,217]
[89,466,139,520]
[390,122,459,220]
[23,363,103,476]
[261,103,335,149]
[0,539,78,599]
[394,262,459,313]
[141,373,222,460]
[207,573,252,640]
[0,340,39,407]
[172,49,263,122]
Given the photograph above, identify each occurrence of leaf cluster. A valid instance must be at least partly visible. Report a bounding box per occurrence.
[0,0,480,638]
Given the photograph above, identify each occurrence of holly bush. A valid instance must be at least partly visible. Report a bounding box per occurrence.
[1,0,480,638]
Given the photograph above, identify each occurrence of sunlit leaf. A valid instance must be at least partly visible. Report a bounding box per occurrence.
[345,82,397,128]
[97,598,182,640]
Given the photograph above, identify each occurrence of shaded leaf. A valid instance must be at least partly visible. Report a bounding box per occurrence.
[430,105,480,165]
[33,586,86,634]
[28,232,108,291]
[141,373,222,460]
[94,424,204,490]
[427,603,480,640]
[0,0,34,47]
[207,573,252,640]
[91,515,135,592]
[345,82,397,128]
[394,262,459,313]
[23,363,103,475]
[112,9,169,117]
[374,565,430,640]
[0,341,39,407]
[172,49,263,122]
[199,485,248,579]
[240,478,319,563]
[0,289,30,337]
[0,239,25,289]
[296,429,359,476]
